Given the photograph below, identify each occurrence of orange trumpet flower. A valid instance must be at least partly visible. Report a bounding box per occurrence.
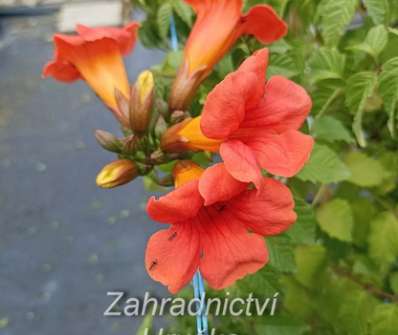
[145,161,296,293]
[169,0,287,110]
[165,49,314,189]
[42,23,139,125]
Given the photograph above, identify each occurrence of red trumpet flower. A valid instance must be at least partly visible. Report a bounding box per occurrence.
[169,0,287,110]
[42,23,139,123]
[145,161,296,293]
[170,48,314,189]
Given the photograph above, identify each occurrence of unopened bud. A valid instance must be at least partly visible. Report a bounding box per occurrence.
[154,115,168,138]
[130,70,154,135]
[96,159,138,189]
[122,135,139,154]
[170,110,189,124]
[160,118,192,153]
[95,130,121,153]
[114,88,130,128]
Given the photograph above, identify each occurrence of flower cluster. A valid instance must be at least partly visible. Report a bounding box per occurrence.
[43,0,313,293]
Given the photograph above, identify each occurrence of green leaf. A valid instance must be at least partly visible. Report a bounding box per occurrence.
[171,0,192,26]
[370,304,398,335]
[318,0,358,46]
[313,116,354,143]
[389,272,398,294]
[349,25,389,60]
[316,199,354,242]
[338,288,377,335]
[363,0,390,25]
[311,82,343,116]
[268,53,300,78]
[345,71,378,147]
[345,151,388,187]
[267,236,296,273]
[216,54,235,78]
[235,267,280,296]
[287,196,317,244]
[281,278,313,319]
[295,245,327,287]
[308,47,346,83]
[297,144,351,184]
[379,57,398,136]
[255,317,310,335]
[157,2,172,40]
[159,50,183,76]
[368,212,398,266]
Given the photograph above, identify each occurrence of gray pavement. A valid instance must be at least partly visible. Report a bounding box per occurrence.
[0,13,167,335]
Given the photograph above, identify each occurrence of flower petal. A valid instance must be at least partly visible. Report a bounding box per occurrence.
[201,71,261,140]
[75,22,140,54]
[42,60,81,82]
[220,140,263,189]
[199,163,247,206]
[237,47,269,83]
[185,0,243,14]
[229,178,297,236]
[199,208,268,290]
[242,76,312,132]
[239,5,287,44]
[248,130,314,177]
[145,223,200,293]
[147,180,203,224]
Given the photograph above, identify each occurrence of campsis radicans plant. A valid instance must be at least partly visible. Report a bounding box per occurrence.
[42,0,313,293]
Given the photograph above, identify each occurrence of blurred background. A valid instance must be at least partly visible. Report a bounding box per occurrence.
[0,1,166,334]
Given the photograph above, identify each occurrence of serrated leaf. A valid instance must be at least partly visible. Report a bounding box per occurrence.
[345,71,378,147]
[297,144,351,184]
[171,0,192,26]
[318,0,358,46]
[379,57,398,136]
[235,267,280,296]
[313,116,354,143]
[363,0,390,25]
[308,47,346,83]
[311,82,343,116]
[370,304,398,335]
[345,151,388,187]
[316,199,354,242]
[267,236,296,273]
[368,212,398,266]
[157,2,172,40]
[350,25,389,60]
[287,196,317,244]
[268,53,300,78]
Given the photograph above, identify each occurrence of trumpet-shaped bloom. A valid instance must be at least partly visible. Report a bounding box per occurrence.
[145,161,296,293]
[175,48,314,188]
[169,0,287,110]
[42,23,139,116]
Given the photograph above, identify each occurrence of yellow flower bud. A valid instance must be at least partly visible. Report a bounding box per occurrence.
[96,159,138,189]
[130,70,154,135]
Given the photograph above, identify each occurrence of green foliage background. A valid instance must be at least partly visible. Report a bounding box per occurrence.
[133,0,398,334]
